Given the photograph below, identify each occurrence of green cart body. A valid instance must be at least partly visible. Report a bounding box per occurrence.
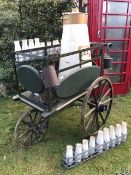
[12,42,113,148]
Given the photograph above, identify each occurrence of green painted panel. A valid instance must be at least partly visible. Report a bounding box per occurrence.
[56,66,100,98]
[17,65,44,93]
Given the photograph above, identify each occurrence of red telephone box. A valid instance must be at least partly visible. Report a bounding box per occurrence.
[88,0,131,96]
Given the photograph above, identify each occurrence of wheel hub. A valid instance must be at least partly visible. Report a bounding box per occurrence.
[97,102,107,112]
[29,123,39,133]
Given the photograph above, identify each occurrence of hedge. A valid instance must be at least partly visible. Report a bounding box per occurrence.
[0,0,73,68]
[0,0,73,95]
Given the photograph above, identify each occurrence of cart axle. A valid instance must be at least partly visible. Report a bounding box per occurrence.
[97,102,107,112]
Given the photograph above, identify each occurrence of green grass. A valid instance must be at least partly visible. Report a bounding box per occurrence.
[0,92,131,175]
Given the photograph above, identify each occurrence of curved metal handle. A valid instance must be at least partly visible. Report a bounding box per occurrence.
[97,31,101,38]
[107,43,113,50]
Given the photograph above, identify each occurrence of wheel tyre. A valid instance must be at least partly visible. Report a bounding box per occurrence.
[81,76,113,136]
[14,109,49,148]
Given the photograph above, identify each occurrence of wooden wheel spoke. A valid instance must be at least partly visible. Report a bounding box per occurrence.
[81,77,113,136]
[85,107,96,118]
[87,101,96,107]
[103,98,112,104]
[85,112,93,127]
[19,130,30,139]
[38,130,45,135]
[91,112,96,131]
[102,89,111,100]
[23,132,32,144]
[99,112,105,123]
[106,109,110,112]
[29,114,34,123]
[33,112,38,123]
[92,89,97,103]
[99,80,107,100]
[40,120,47,129]
[39,117,44,124]
[97,81,102,99]
[85,114,93,131]
[93,112,100,131]
[30,134,33,145]
[90,121,94,132]
[85,109,97,131]
[22,120,30,126]
[14,109,49,148]
[95,112,100,129]
[35,133,39,143]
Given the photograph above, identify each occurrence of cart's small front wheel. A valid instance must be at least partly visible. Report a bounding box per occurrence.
[81,77,113,136]
[14,109,48,148]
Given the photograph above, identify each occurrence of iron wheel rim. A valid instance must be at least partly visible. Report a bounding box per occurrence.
[81,77,113,136]
[14,109,49,148]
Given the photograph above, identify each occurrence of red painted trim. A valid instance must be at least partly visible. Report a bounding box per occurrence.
[103,13,131,16]
[125,28,131,92]
[101,39,129,41]
[108,0,130,2]
[113,62,127,64]
[109,50,128,53]
[105,72,126,75]
[102,26,131,28]
[120,1,129,81]
[112,82,125,85]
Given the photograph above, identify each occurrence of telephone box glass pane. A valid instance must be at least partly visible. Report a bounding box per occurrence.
[108,75,120,83]
[107,29,125,39]
[108,2,128,14]
[108,41,124,51]
[107,15,126,27]
[109,53,123,62]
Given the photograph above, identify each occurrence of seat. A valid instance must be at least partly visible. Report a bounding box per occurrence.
[17,65,44,93]
[17,65,100,99]
[55,66,100,98]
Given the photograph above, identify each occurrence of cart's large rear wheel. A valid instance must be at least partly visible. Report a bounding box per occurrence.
[81,77,113,136]
[14,109,48,148]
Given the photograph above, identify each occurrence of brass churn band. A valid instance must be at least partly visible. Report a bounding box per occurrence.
[63,13,88,25]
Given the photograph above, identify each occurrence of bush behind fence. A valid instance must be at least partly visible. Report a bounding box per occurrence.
[0,0,72,95]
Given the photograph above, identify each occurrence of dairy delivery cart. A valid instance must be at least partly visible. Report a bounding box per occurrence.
[12,42,113,148]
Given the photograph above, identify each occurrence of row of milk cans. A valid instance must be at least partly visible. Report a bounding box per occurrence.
[65,122,127,166]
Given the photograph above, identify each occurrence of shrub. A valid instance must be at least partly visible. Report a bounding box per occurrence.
[0,0,73,94]
[0,0,73,67]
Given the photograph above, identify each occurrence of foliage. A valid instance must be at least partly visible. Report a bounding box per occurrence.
[0,68,16,95]
[0,0,73,67]
[0,68,12,81]
[0,1,19,67]
[0,0,73,94]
